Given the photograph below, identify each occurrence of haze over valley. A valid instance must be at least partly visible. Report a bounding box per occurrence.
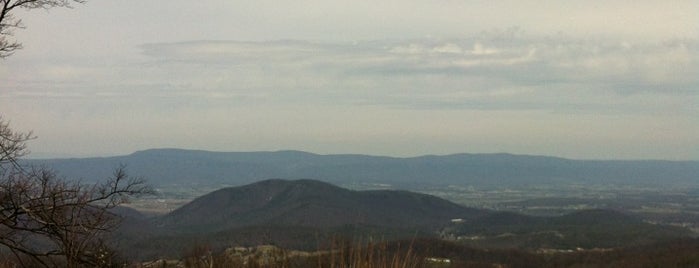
[28,149,699,263]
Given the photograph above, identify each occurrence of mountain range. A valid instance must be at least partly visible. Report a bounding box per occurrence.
[26,148,699,188]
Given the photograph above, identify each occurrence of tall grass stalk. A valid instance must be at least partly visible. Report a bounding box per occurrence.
[163,238,426,268]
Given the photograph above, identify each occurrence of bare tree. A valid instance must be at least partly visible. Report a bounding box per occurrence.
[1,120,151,267]
[0,117,33,167]
[1,0,85,58]
[1,1,152,266]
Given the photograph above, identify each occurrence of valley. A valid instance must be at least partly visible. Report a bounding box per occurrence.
[16,149,699,266]
[125,178,699,234]
[107,179,697,262]
[4,0,697,266]
[35,149,699,223]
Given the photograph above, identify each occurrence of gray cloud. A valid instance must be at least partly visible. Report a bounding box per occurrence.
[130,35,699,114]
[2,0,698,159]
[5,34,696,116]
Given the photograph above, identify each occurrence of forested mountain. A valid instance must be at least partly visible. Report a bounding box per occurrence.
[116,179,488,259]
[156,179,486,233]
[112,180,693,260]
[27,148,699,188]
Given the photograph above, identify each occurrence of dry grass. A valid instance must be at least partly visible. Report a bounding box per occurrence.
[0,259,17,268]
[142,239,430,268]
[317,239,422,268]
[0,239,436,267]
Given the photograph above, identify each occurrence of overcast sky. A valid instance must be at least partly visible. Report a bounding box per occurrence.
[1,0,698,160]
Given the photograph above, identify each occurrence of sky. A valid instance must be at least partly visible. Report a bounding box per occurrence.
[1,0,698,160]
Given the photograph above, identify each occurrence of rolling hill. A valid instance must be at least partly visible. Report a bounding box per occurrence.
[112,180,693,260]
[116,179,488,259]
[156,179,487,233]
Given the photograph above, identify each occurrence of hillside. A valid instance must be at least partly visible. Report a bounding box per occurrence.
[116,179,487,259]
[111,181,694,260]
[26,148,699,188]
[156,179,486,233]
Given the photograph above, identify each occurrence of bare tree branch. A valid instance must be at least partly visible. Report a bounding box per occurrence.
[0,0,85,58]
[0,116,35,172]
[1,119,152,267]
[1,165,152,267]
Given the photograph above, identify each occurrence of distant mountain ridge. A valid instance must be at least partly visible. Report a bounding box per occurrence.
[26,148,699,187]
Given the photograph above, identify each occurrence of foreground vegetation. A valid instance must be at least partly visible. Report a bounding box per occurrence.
[119,238,699,268]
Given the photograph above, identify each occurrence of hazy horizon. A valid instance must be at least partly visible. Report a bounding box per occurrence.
[23,147,699,162]
[2,1,698,160]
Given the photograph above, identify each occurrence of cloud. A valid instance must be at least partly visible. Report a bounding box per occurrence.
[470,42,499,55]
[128,34,699,113]
[3,35,698,159]
[5,33,697,112]
[3,0,699,159]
